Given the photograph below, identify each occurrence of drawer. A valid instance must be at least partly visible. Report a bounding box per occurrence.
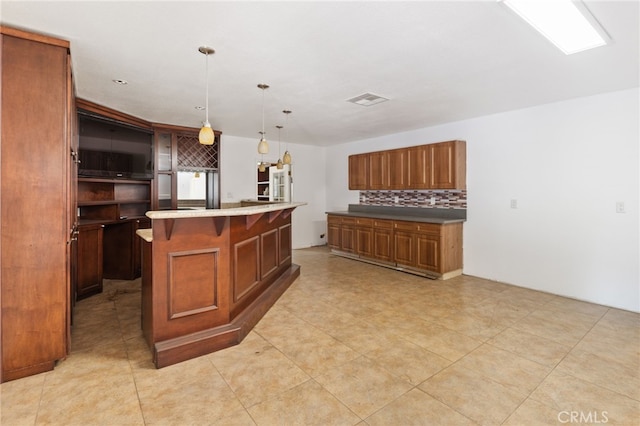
[415,223,441,234]
[355,217,373,227]
[373,219,393,229]
[341,217,356,225]
[327,215,342,224]
[394,220,441,234]
[393,220,419,232]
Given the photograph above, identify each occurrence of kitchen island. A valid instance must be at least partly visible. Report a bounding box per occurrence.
[138,202,305,368]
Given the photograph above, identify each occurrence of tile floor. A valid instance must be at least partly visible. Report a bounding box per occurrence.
[1,246,639,425]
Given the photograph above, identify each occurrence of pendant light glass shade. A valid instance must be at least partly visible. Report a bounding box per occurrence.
[257,137,269,154]
[257,84,269,154]
[282,110,292,164]
[198,46,215,145]
[199,123,214,145]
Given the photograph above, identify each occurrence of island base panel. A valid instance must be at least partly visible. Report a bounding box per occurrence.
[153,264,300,368]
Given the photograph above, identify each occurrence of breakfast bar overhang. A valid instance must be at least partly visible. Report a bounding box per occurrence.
[137,202,306,368]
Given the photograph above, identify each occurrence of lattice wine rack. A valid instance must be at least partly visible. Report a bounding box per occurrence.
[177,133,219,171]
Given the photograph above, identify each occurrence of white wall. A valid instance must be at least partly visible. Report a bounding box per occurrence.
[324,88,639,312]
[220,134,327,249]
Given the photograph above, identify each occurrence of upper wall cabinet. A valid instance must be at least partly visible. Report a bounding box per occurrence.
[428,140,466,190]
[368,151,388,190]
[407,144,429,189]
[348,140,466,191]
[348,153,369,190]
[388,148,408,189]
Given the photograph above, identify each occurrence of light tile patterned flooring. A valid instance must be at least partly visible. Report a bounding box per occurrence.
[2,246,639,425]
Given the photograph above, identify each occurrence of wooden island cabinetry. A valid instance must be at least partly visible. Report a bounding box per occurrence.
[348,140,466,190]
[139,203,305,368]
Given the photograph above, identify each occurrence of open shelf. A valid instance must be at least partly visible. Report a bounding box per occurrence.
[78,177,151,221]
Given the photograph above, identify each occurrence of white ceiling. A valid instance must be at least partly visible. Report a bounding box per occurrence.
[2,1,638,146]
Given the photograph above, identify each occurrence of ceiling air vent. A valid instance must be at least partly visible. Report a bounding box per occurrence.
[346,92,389,107]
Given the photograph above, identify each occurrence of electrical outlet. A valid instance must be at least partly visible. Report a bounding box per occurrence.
[394,196,399,204]
[430,197,436,205]
[510,199,518,209]
[616,201,626,213]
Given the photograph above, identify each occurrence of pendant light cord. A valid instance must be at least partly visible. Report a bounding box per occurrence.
[205,52,209,125]
[261,88,265,138]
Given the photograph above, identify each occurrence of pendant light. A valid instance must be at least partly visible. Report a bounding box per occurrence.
[258,131,267,172]
[257,84,269,154]
[198,46,215,145]
[276,125,283,169]
[282,110,292,165]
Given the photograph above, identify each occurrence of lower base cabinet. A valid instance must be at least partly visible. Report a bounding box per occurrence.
[77,223,104,300]
[327,214,462,279]
[76,217,151,301]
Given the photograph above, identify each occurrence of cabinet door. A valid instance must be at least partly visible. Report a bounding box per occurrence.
[340,225,356,253]
[77,224,104,300]
[407,145,430,189]
[373,228,393,262]
[348,154,369,190]
[368,151,389,190]
[327,216,341,249]
[103,221,136,280]
[429,141,466,189]
[156,132,174,172]
[393,230,415,266]
[387,148,408,189]
[416,233,440,272]
[1,32,70,381]
[356,226,373,257]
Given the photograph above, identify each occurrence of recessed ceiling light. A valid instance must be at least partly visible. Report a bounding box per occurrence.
[501,0,609,55]
[112,79,128,85]
[347,92,389,107]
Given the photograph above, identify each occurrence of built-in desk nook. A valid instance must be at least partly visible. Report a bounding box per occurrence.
[138,202,305,368]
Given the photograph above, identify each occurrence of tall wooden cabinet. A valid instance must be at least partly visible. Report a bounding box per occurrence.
[1,27,74,382]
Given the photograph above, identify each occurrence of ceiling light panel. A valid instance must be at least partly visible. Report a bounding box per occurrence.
[502,0,609,54]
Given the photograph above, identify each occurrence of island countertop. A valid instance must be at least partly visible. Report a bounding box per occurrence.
[145,202,307,220]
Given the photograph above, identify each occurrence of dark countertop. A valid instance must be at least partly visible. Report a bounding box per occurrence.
[326,204,466,224]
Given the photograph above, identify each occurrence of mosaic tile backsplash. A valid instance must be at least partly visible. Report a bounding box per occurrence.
[359,190,467,209]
